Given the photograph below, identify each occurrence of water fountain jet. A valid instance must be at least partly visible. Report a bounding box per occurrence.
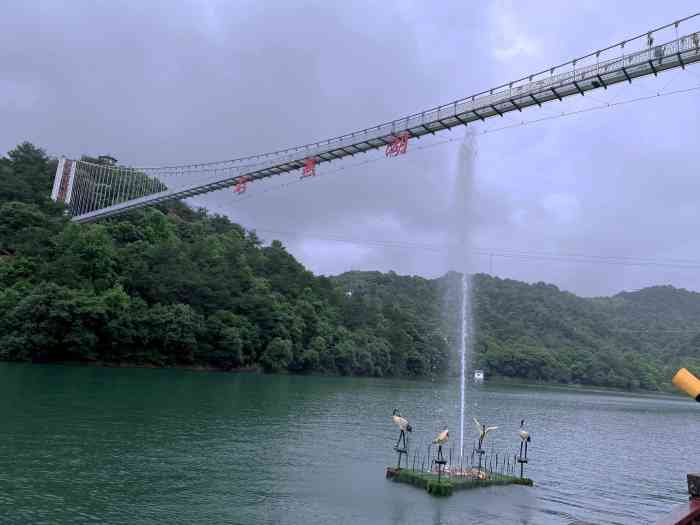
[448,130,477,459]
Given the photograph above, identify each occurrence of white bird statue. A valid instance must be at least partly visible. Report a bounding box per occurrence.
[432,427,449,478]
[518,419,530,442]
[391,408,412,460]
[474,417,498,450]
[518,419,531,460]
[432,427,449,445]
[392,408,412,433]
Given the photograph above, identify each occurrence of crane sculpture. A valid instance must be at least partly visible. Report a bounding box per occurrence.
[391,408,412,468]
[473,417,497,474]
[517,419,532,478]
[432,427,449,481]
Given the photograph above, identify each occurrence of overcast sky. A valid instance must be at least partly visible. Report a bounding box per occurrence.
[3,0,700,296]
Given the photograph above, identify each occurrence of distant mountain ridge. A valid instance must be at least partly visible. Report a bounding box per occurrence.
[333,271,700,390]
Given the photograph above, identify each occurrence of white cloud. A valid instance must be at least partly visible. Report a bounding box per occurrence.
[0,79,39,112]
[541,193,580,225]
[5,0,700,296]
[297,238,371,276]
[490,1,542,61]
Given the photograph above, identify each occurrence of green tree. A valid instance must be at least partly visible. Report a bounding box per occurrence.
[260,337,293,372]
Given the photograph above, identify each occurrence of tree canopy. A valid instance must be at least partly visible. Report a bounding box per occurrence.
[0,142,697,391]
[0,143,448,377]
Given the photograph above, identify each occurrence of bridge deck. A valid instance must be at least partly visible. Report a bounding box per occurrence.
[66,16,700,223]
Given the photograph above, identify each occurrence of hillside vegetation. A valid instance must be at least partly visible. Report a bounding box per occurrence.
[1,142,698,390]
[471,277,700,390]
[336,271,700,390]
[0,143,448,377]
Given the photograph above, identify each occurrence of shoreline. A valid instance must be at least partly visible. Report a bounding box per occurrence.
[482,375,681,399]
[0,359,682,398]
[89,361,261,374]
[0,359,261,374]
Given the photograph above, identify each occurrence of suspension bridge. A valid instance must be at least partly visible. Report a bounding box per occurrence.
[52,14,700,223]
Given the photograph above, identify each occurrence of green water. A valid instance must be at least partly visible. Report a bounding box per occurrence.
[1,363,698,524]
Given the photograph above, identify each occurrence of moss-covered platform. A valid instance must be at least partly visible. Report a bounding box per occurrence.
[386,467,533,497]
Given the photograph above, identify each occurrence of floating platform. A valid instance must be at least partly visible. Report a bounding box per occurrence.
[385,467,533,497]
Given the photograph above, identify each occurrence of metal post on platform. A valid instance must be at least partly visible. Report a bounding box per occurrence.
[449,446,453,478]
[435,444,447,482]
[394,429,408,469]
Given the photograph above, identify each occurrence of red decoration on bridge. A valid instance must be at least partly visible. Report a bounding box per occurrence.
[301,157,316,178]
[233,176,252,194]
[385,132,410,157]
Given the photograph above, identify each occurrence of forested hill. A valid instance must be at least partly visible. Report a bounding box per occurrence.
[472,277,700,389]
[334,272,700,390]
[1,143,698,391]
[0,143,449,377]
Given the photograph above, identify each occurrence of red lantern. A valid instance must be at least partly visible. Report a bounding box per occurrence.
[385,132,410,157]
[302,157,316,178]
[233,176,252,194]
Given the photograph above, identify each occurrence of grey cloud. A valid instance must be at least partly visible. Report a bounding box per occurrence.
[3,0,700,296]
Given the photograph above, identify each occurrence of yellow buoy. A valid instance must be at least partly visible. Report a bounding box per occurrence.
[672,368,700,401]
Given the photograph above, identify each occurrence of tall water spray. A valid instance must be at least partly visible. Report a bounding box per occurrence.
[459,273,467,457]
[449,130,477,458]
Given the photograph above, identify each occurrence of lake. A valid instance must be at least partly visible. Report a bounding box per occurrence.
[0,363,698,524]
